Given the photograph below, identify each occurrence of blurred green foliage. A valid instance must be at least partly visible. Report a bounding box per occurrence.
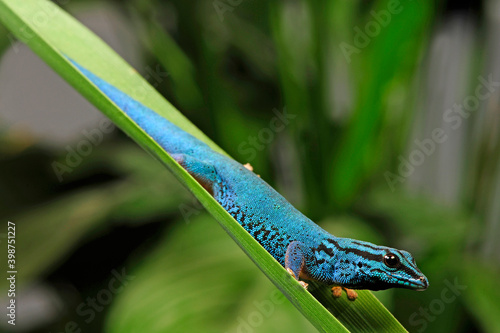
[0,0,498,332]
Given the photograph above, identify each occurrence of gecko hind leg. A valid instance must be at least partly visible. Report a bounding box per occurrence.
[171,154,220,195]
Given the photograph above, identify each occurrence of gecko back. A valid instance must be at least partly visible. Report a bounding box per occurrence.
[70,60,210,157]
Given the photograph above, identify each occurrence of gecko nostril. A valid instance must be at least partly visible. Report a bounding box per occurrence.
[418,276,429,288]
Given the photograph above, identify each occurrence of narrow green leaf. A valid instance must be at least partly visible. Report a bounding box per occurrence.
[0,0,407,331]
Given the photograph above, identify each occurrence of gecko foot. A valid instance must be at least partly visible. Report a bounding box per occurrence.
[243,163,261,177]
[286,268,308,290]
[331,286,358,301]
[286,268,296,279]
[243,163,254,171]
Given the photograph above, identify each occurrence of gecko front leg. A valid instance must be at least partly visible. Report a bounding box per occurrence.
[285,241,309,290]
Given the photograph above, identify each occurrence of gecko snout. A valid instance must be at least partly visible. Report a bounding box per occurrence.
[415,275,429,291]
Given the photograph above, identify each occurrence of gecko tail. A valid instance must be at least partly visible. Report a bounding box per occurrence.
[67,57,207,156]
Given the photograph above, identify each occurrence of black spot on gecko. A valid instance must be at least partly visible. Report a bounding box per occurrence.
[316,244,334,257]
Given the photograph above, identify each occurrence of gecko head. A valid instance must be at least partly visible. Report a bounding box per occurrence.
[361,247,429,291]
[323,238,429,291]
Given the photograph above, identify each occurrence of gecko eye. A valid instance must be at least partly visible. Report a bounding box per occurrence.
[383,253,400,268]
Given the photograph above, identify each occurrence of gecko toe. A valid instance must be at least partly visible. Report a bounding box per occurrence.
[299,281,309,290]
[331,286,342,298]
[344,288,358,301]
[243,163,254,171]
[243,163,260,176]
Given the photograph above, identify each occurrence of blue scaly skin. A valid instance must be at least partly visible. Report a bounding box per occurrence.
[70,60,429,300]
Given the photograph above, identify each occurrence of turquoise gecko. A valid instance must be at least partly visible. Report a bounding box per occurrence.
[70,60,428,300]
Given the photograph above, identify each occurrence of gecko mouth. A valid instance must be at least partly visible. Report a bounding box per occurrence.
[398,274,429,290]
[370,269,429,290]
